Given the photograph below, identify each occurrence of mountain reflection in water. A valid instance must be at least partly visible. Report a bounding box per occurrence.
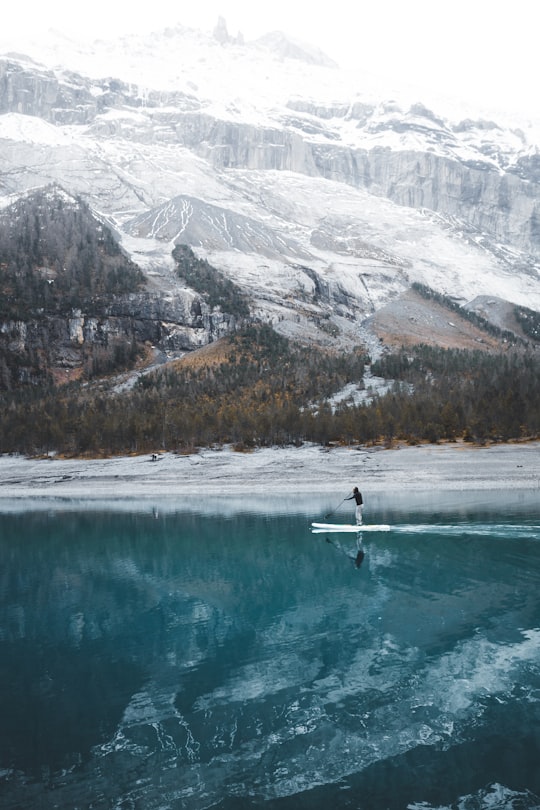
[0,492,539,809]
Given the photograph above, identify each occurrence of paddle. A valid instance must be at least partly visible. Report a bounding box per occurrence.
[324,495,348,520]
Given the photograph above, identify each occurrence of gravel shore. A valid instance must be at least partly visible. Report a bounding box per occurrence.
[0,441,538,504]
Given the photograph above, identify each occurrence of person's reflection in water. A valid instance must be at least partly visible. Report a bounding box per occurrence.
[326,532,365,568]
[354,538,365,568]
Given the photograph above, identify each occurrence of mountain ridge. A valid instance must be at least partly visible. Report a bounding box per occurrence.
[0,21,539,365]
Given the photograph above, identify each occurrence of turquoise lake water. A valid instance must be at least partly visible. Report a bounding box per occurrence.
[0,491,539,809]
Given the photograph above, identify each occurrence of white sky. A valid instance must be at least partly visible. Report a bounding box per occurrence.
[2,0,538,117]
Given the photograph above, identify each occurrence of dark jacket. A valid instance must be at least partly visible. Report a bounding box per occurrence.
[346,491,363,506]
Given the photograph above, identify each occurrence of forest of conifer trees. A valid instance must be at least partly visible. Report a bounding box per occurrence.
[0,189,145,319]
[0,325,538,456]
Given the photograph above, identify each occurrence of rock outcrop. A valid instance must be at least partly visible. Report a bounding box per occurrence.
[0,292,239,387]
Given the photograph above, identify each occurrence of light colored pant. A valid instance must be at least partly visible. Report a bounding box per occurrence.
[355,505,363,525]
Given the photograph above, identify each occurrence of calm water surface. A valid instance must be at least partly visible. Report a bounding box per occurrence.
[0,491,539,809]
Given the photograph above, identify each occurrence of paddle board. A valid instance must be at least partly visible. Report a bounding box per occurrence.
[311,522,390,532]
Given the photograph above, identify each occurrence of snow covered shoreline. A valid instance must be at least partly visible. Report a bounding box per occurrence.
[0,442,538,505]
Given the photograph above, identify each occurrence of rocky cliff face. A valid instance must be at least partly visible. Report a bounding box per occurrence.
[0,291,239,388]
[169,111,538,256]
[0,57,200,124]
[0,51,540,256]
[1,52,536,257]
[105,292,238,351]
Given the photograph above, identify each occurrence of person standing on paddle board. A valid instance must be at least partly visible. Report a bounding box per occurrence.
[345,487,363,525]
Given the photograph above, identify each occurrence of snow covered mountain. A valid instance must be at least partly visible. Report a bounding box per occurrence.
[0,21,539,355]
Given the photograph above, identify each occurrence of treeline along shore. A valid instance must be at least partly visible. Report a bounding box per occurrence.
[0,325,539,458]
